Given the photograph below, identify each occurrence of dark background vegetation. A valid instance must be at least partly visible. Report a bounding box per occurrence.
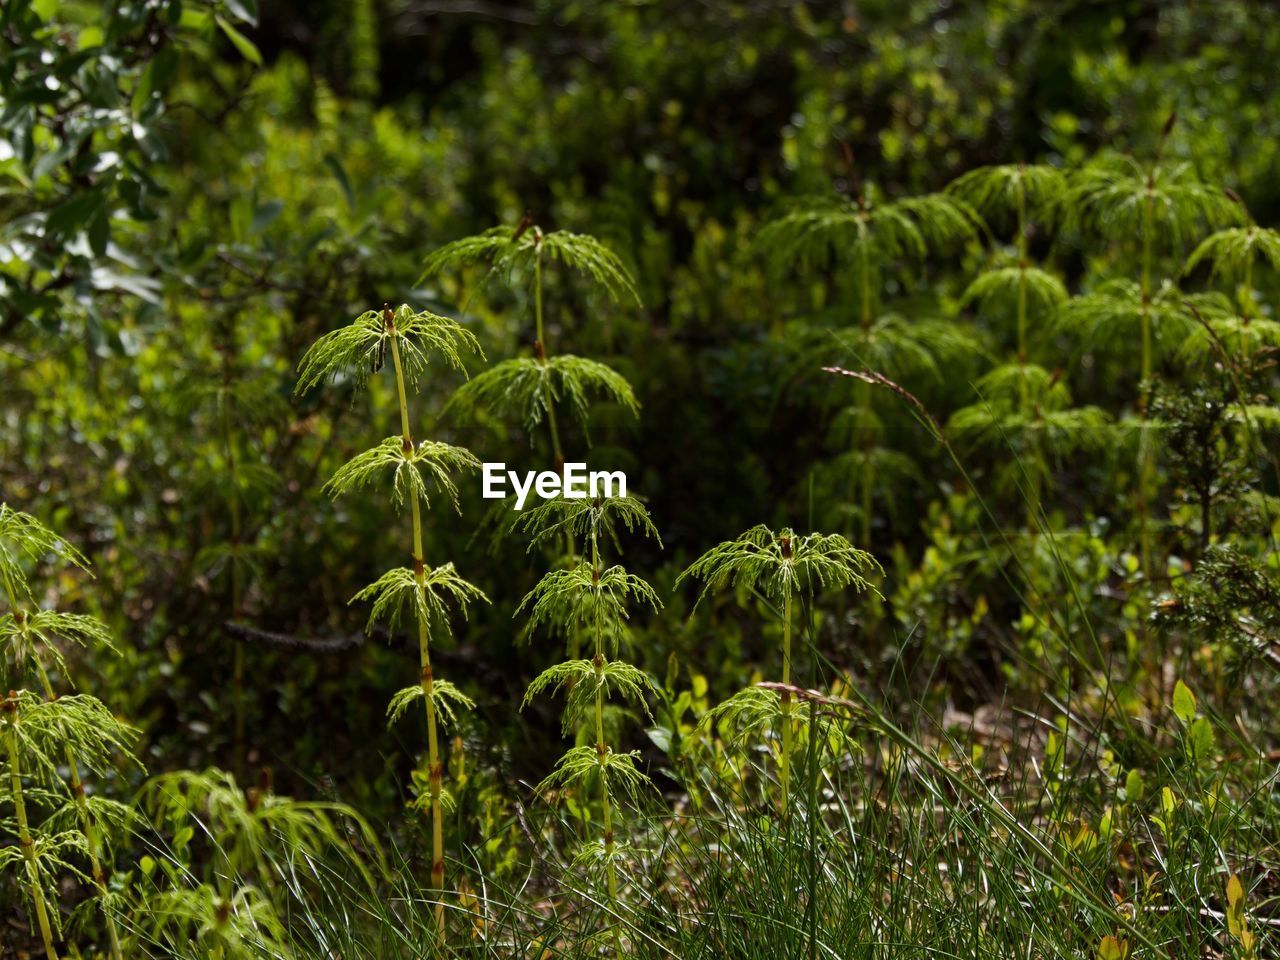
[2,0,1278,834]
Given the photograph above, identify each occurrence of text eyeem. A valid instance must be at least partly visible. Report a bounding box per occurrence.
[482,462,627,511]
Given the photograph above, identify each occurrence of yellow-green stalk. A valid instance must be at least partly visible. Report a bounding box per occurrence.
[386,308,448,941]
[35,657,123,960]
[5,693,59,960]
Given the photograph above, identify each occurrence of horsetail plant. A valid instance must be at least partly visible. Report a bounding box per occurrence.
[944,164,1101,550]
[296,302,486,944]
[1183,194,1280,361]
[139,767,383,959]
[1,505,137,960]
[678,525,878,815]
[423,219,641,488]
[1060,116,1241,582]
[518,494,662,951]
[3,690,137,960]
[756,186,979,544]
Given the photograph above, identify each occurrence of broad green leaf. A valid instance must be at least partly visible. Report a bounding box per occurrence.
[1172,679,1196,724]
[1187,715,1215,761]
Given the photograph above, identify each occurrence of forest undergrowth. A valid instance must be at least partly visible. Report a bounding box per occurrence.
[3,3,1280,959]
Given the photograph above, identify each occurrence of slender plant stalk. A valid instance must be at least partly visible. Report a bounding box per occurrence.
[1013,173,1044,554]
[6,698,59,960]
[1138,180,1155,583]
[855,222,874,548]
[530,235,579,577]
[386,322,448,942]
[589,529,624,954]
[533,236,564,467]
[1015,173,1029,370]
[779,591,793,814]
[34,659,124,960]
[681,526,876,817]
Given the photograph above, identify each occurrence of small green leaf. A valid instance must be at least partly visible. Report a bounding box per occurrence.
[1124,768,1143,803]
[646,726,672,753]
[78,25,105,49]
[1172,679,1196,724]
[1226,874,1246,938]
[215,14,262,66]
[1187,715,1215,762]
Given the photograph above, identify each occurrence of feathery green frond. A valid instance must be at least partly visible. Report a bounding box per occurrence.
[0,504,88,603]
[678,525,880,606]
[295,303,480,395]
[140,768,384,892]
[0,828,89,936]
[523,658,657,734]
[386,681,475,731]
[700,686,858,760]
[756,190,978,276]
[143,883,290,959]
[893,194,982,253]
[1064,154,1241,249]
[194,540,272,585]
[1,610,116,681]
[1057,281,1229,358]
[962,265,1068,323]
[1185,225,1280,283]
[514,493,661,553]
[539,230,642,306]
[535,744,653,804]
[420,226,515,276]
[820,313,986,382]
[571,835,644,872]
[47,795,134,855]
[3,690,139,786]
[948,364,1111,459]
[699,685,783,745]
[946,163,1067,233]
[950,396,1110,458]
[351,564,488,636]
[1181,312,1280,362]
[519,564,661,644]
[324,436,480,512]
[446,354,638,435]
[422,225,640,305]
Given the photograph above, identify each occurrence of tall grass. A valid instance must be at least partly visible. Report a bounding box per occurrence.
[137,656,1278,959]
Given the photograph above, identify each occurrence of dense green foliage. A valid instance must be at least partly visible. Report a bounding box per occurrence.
[2,1,1280,957]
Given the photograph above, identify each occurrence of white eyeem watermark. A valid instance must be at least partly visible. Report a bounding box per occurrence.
[482,463,627,511]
